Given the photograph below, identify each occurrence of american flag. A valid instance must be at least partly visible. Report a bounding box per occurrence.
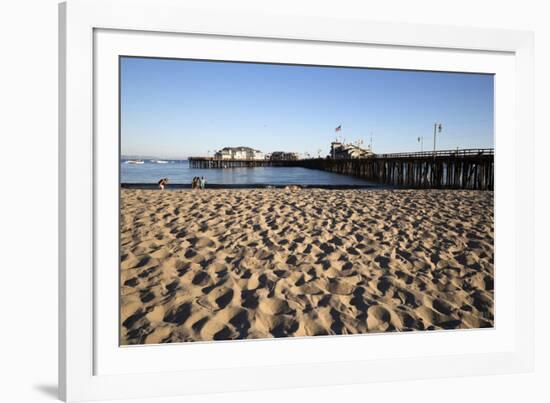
[335,125,342,132]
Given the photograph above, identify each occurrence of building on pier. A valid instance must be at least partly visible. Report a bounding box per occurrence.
[330,141,373,159]
[214,146,265,160]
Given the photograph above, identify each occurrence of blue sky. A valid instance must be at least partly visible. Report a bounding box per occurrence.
[120,57,494,158]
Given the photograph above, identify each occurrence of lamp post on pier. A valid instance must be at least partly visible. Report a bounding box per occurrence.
[433,123,443,155]
[417,136,424,152]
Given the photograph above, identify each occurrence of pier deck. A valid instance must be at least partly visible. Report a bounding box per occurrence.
[300,148,494,190]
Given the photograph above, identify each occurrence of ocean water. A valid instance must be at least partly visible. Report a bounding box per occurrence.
[121,160,376,186]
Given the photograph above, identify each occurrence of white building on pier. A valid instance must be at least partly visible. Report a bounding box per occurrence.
[330,141,373,159]
[214,146,265,160]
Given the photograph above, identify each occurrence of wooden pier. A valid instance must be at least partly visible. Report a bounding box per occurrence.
[299,148,494,190]
[188,157,299,168]
[188,148,494,190]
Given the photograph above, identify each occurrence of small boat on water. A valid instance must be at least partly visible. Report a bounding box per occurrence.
[125,159,144,164]
[151,159,169,164]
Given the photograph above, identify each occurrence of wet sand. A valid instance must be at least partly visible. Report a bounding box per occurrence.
[120,188,494,345]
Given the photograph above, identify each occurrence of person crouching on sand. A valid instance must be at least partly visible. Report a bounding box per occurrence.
[158,178,168,190]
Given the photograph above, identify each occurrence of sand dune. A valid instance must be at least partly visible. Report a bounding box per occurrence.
[120,189,494,345]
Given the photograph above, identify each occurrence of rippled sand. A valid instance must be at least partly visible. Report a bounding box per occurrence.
[120,189,494,345]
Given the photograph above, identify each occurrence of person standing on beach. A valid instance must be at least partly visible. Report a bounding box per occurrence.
[200,176,206,189]
[158,178,168,190]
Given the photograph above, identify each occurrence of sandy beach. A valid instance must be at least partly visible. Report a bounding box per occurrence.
[120,188,494,345]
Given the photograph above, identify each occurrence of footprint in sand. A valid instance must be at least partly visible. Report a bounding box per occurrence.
[366,305,393,331]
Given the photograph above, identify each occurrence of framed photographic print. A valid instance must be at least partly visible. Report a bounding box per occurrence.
[59,0,534,401]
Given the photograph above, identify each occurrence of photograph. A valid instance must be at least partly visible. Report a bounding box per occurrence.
[119,56,495,345]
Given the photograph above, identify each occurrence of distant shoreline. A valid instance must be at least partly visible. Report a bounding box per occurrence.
[120,183,386,190]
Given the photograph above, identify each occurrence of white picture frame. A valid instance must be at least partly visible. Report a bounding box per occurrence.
[59,0,534,401]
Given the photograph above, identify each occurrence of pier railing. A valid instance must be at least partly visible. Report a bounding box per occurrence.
[373,148,494,159]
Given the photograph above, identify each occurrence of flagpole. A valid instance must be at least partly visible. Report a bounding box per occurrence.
[333,124,342,158]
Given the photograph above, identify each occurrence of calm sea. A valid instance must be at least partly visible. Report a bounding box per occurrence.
[121,160,376,186]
